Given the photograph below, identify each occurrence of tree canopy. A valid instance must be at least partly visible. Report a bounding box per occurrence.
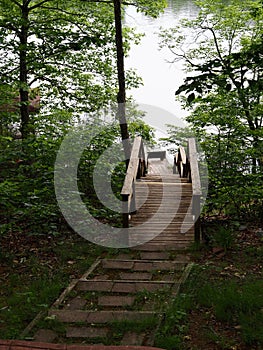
[160,0,263,220]
[0,0,166,139]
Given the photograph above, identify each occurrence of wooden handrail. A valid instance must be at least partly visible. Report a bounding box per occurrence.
[121,136,146,228]
[188,138,201,197]
[188,138,202,242]
[174,138,202,242]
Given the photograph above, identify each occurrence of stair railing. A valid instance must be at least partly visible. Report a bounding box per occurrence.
[121,136,146,228]
[174,138,202,242]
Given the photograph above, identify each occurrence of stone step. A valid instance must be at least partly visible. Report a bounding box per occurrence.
[98,295,135,307]
[132,243,190,251]
[102,259,186,271]
[49,309,158,323]
[76,280,177,293]
[119,272,152,280]
[139,252,170,260]
[66,326,109,338]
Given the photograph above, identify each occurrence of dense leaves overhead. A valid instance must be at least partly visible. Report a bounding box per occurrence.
[0,0,166,138]
[160,0,263,220]
[0,0,117,112]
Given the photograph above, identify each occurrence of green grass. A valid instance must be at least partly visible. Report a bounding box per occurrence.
[0,234,106,339]
[153,246,263,350]
[129,287,172,311]
[154,293,192,350]
[191,268,263,348]
[0,273,63,339]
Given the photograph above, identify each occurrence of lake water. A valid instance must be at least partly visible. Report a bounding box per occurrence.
[125,0,199,136]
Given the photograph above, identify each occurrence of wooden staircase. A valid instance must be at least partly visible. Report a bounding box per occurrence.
[24,137,201,346]
[121,137,202,250]
[129,173,195,250]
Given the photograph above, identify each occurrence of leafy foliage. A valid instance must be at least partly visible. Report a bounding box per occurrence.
[160,0,263,220]
[0,0,156,138]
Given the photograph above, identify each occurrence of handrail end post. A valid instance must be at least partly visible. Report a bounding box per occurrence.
[193,194,201,243]
[122,194,129,228]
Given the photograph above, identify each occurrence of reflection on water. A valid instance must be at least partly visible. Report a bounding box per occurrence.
[125,0,199,131]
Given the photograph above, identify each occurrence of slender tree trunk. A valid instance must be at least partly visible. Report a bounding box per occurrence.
[19,3,30,139]
[113,0,131,160]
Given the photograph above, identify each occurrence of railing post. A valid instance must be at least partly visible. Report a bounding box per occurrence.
[188,138,202,243]
[122,194,129,228]
[130,181,136,214]
[121,136,146,229]
[193,194,201,242]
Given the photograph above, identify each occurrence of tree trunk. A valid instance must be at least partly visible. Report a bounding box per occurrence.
[19,3,30,140]
[113,0,131,160]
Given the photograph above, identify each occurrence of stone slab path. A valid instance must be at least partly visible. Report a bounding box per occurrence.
[25,250,192,347]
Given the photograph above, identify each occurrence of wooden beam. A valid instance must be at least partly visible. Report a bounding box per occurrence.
[188,138,201,196]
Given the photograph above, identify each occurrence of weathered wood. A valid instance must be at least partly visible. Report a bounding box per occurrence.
[121,136,146,227]
[188,138,201,197]
[147,150,166,160]
[188,138,202,242]
[174,146,189,177]
[121,158,139,195]
[120,137,202,247]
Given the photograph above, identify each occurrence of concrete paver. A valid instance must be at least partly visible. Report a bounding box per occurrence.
[152,261,184,271]
[119,272,152,280]
[49,310,88,323]
[111,282,136,293]
[135,281,174,292]
[65,297,87,310]
[98,296,135,307]
[102,260,134,270]
[77,280,113,292]
[133,262,153,271]
[66,327,109,338]
[86,311,157,323]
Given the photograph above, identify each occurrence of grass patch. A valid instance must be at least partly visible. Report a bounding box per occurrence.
[154,293,192,350]
[153,231,263,350]
[196,279,263,345]
[130,287,171,311]
[0,232,107,339]
[101,317,159,345]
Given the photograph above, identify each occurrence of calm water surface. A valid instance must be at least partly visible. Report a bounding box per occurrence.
[125,0,199,133]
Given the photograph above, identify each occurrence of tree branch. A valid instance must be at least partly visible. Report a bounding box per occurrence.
[10,0,22,8]
[29,0,52,11]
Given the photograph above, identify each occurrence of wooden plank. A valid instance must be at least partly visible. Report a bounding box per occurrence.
[147,150,166,160]
[179,146,187,164]
[188,138,201,196]
[121,158,139,195]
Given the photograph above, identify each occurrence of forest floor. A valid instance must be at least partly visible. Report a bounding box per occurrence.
[0,223,262,350]
[184,224,263,350]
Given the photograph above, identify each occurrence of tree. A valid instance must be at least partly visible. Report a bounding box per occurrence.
[160,0,263,219]
[82,0,166,154]
[0,0,166,140]
[0,0,125,138]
